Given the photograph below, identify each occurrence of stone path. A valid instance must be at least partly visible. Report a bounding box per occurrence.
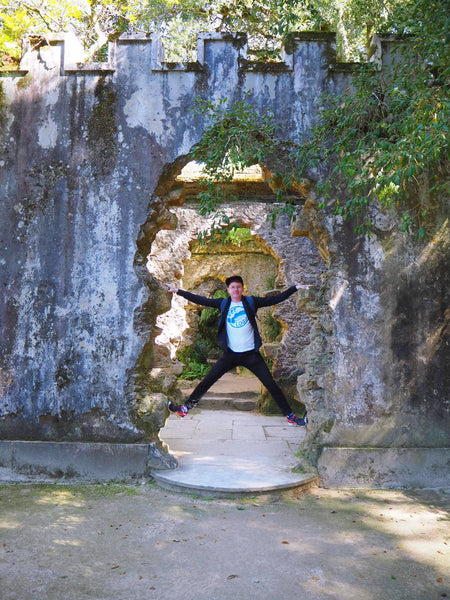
[154,370,315,496]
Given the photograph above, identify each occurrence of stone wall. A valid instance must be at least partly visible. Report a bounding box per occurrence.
[0,31,448,485]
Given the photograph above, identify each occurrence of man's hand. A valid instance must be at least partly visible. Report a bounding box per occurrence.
[295,283,312,290]
[164,283,178,293]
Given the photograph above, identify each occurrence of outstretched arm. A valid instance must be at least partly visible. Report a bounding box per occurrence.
[163,283,222,308]
[254,284,312,308]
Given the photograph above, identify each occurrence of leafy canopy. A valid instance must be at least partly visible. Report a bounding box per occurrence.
[1,0,407,64]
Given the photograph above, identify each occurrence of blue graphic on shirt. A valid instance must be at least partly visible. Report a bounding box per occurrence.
[227,305,248,328]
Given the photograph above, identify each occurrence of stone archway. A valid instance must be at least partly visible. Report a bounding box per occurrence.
[142,159,329,466]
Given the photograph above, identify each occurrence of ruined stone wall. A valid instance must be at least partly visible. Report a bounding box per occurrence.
[292,198,449,487]
[0,32,448,485]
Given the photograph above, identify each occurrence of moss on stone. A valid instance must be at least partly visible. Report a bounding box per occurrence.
[87,76,118,176]
[20,162,67,224]
[16,73,33,89]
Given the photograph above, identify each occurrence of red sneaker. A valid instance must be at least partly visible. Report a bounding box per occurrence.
[168,402,189,417]
[286,413,308,427]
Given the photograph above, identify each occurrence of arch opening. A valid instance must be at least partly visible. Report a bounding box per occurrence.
[135,156,331,468]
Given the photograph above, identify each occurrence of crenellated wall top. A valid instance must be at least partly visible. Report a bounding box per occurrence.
[5,30,398,79]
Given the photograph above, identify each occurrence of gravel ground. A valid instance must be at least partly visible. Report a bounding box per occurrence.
[0,483,448,600]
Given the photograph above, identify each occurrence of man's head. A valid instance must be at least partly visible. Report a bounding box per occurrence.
[226,275,244,302]
[225,275,243,287]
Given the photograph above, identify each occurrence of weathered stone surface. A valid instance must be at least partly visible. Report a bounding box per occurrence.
[0,440,153,480]
[318,447,450,489]
[0,32,448,486]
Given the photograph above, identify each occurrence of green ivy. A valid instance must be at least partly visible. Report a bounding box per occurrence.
[262,311,283,342]
[177,288,227,380]
[190,95,300,238]
[189,0,449,240]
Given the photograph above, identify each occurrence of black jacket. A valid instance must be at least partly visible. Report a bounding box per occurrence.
[177,286,298,352]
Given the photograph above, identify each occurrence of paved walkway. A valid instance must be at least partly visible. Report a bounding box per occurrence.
[153,409,317,496]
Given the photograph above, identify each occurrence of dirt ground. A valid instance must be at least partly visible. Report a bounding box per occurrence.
[0,483,448,600]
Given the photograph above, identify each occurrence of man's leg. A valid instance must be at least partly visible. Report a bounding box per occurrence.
[184,352,235,410]
[241,351,293,415]
[240,352,307,426]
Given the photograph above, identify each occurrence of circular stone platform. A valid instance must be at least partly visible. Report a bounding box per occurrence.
[151,409,318,497]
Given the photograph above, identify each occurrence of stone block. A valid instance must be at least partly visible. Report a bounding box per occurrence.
[0,441,13,468]
[10,441,150,481]
[318,447,450,489]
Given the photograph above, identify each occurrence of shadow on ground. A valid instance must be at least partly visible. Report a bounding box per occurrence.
[0,483,448,600]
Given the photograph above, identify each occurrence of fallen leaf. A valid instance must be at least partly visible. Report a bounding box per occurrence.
[227,575,238,580]
[282,541,290,544]
[436,578,443,583]
[111,565,119,570]
[312,577,319,581]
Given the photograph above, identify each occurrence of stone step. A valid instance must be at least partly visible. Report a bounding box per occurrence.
[180,389,261,411]
[151,465,319,498]
[178,371,263,411]
[200,395,258,411]
[155,410,317,498]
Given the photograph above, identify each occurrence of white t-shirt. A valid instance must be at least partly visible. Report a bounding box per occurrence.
[226,301,255,352]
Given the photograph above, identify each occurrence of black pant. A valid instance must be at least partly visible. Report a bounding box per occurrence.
[185,349,292,416]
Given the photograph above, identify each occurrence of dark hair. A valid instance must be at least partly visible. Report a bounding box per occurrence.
[225,275,243,287]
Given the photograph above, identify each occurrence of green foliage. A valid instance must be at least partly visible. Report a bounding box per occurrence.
[191,96,277,180]
[0,0,132,63]
[0,0,418,65]
[179,357,211,380]
[177,288,226,380]
[261,311,283,342]
[295,0,449,237]
[196,212,253,247]
[2,1,447,237]
[226,226,252,246]
[189,0,449,238]
[0,6,34,63]
[177,341,212,380]
[191,96,299,234]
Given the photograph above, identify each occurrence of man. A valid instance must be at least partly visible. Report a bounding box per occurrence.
[164,275,309,426]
